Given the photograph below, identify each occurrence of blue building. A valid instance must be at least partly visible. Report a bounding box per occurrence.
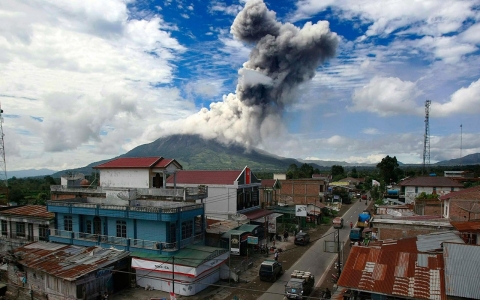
[47,157,229,296]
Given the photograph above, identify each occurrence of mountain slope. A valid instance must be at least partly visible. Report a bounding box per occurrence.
[434,153,480,166]
[52,134,321,177]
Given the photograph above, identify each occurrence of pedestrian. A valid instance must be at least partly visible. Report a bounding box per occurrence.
[283,230,288,242]
[350,222,353,229]
[274,250,279,261]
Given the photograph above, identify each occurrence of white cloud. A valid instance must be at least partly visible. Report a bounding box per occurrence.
[349,76,423,116]
[363,128,380,135]
[432,78,480,116]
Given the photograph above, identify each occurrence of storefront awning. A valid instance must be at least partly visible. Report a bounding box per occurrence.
[243,209,273,220]
[253,212,282,223]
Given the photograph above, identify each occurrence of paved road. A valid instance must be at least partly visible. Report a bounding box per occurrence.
[258,199,369,300]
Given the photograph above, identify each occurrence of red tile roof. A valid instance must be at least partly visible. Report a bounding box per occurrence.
[166,170,242,185]
[94,157,180,169]
[261,179,276,188]
[399,176,463,188]
[439,185,480,200]
[0,205,54,219]
[338,237,445,299]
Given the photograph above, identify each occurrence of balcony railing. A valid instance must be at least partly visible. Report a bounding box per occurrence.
[49,229,204,252]
[50,185,208,201]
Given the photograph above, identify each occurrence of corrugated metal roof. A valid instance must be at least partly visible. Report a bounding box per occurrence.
[443,243,480,299]
[439,185,480,200]
[450,220,480,232]
[94,157,163,168]
[338,238,446,299]
[399,176,463,188]
[166,170,242,185]
[0,205,54,219]
[14,242,130,281]
[416,232,464,252]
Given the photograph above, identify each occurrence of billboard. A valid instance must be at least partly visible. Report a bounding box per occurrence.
[295,205,307,217]
[268,214,277,233]
[230,233,240,255]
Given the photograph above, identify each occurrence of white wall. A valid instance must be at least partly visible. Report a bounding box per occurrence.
[405,186,461,204]
[100,169,150,188]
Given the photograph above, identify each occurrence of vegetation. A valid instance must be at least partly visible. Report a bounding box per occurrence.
[286,163,320,179]
[1,176,59,205]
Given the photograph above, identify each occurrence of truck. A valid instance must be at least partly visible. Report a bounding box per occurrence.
[285,270,315,299]
[333,217,344,229]
[356,210,372,228]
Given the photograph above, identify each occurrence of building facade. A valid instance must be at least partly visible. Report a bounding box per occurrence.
[275,178,327,205]
[399,176,463,204]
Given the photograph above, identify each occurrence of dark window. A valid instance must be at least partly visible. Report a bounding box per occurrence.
[16,222,25,237]
[39,225,49,241]
[415,186,418,193]
[182,221,193,239]
[433,187,437,194]
[451,187,455,192]
[1,220,7,236]
[194,215,203,234]
[169,223,176,243]
[116,221,126,238]
[64,216,73,231]
[86,220,92,234]
[93,216,101,235]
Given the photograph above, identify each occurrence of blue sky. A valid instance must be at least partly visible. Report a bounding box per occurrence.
[1,0,479,172]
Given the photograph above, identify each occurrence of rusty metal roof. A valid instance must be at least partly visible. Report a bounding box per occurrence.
[14,242,130,281]
[439,185,480,200]
[338,236,446,300]
[450,220,480,232]
[0,205,54,219]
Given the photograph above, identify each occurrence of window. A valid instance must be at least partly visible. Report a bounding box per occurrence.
[116,221,126,238]
[39,225,49,241]
[451,187,455,192]
[433,187,437,194]
[64,216,73,231]
[194,215,203,235]
[415,186,418,193]
[86,220,92,234]
[1,220,7,236]
[16,222,25,237]
[181,221,193,239]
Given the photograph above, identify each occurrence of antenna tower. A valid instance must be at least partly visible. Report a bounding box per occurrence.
[422,100,431,174]
[0,104,8,203]
[460,124,463,166]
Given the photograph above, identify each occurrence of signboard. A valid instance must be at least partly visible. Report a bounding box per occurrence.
[295,205,307,217]
[247,236,258,245]
[230,234,240,255]
[268,214,277,233]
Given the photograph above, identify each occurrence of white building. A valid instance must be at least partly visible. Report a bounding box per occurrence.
[399,176,463,204]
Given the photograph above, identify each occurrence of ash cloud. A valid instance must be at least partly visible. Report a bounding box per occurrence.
[171,0,339,148]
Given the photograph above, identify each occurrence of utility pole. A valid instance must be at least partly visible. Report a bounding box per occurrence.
[422,100,431,175]
[337,228,341,277]
[460,124,463,166]
[172,256,175,299]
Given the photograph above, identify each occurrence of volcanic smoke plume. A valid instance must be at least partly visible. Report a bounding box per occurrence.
[173,0,338,147]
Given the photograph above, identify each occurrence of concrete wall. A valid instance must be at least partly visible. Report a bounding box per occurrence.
[100,169,150,188]
[373,220,454,240]
[404,186,461,204]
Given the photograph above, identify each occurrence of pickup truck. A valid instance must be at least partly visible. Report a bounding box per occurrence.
[285,270,315,299]
[333,217,344,229]
[259,260,284,282]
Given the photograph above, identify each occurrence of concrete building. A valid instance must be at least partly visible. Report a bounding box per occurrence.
[371,215,454,240]
[275,178,327,205]
[439,185,480,221]
[165,167,262,220]
[47,157,228,296]
[399,176,463,204]
[0,205,54,253]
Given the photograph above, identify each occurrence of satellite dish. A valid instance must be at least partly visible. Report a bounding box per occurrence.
[117,189,139,201]
[229,213,247,222]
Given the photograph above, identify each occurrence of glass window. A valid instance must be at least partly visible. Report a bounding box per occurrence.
[433,187,437,194]
[451,187,454,192]
[1,220,7,236]
[181,221,193,239]
[86,220,92,234]
[16,222,26,237]
[415,186,418,193]
[39,225,49,241]
[116,221,126,238]
[64,216,73,231]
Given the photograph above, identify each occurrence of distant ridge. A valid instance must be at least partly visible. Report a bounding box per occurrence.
[8,168,56,179]
[35,134,479,178]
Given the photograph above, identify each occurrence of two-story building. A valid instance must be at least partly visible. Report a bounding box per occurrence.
[165,167,262,220]
[439,185,480,221]
[0,205,54,253]
[47,157,228,296]
[399,176,463,204]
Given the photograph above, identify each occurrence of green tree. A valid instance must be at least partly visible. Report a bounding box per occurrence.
[350,167,358,178]
[286,164,299,179]
[376,155,400,184]
[299,163,314,179]
[331,165,345,178]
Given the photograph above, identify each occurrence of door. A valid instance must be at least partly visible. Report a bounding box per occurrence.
[93,217,101,235]
[28,223,34,241]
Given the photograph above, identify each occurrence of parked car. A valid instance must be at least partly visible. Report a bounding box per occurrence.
[259,260,284,282]
[361,194,367,200]
[294,232,310,246]
[333,217,344,229]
